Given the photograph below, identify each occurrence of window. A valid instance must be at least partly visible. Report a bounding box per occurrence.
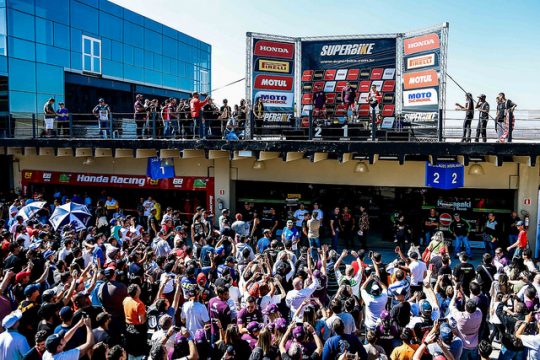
[200,70,209,94]
[82,35,101,74]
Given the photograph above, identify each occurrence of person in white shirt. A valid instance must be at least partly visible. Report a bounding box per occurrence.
[180,289,210,337]
[396,246,427,293]
[325,298,357,336]
[57,239,73,262]
[334,249,363,297]
[360,273,388,330]
[231,213,250,237]
[515,311,540,360]
[312,202,323,222]
[293,203,308,229]
[285,272,319,320]
[143,197,155,218]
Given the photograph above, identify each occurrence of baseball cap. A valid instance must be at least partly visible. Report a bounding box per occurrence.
[263,303,279,316]
[59,306,73,320]
[43,250,56,259]
[246,321,262,334]
[516,221,524,226]
[45,331,66,353]
[15,271,31,283]
[196,273,207,285]
[104,268,115,279]
[440,323,453,344]
[226,256,236,264]
[274,318,288,331]
[371,283,381,295]
[1,310,22,329]
[24,283,40,297]
[221,208,229,214]
[292,325,305,340]
[194,329,207,344]
[216,246,225,256]
[421,300,433,314]
[98,98,105,102]
[477,94,486,98]
[263,228,271,234]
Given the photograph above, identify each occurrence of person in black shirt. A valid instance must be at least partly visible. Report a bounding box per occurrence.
[4,242,24,272]
[452,253,475,295]
[506,210,520,248]
[475,94,490,142]
[147,208,159,239]
[449,213,472,259]
[475,253,497,294]
[456,92,474,142]
[423,208,439,246]
[329,207,342,251]
[22,330,48,360]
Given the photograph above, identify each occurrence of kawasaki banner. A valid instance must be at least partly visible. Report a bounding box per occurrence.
[300,37,397,119]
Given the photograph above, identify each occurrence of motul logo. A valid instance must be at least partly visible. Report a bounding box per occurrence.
[253,40,294,59]
[403,69,439,90]
[254,75,293,91]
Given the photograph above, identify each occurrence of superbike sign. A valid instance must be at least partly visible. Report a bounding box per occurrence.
[254,40,294,59]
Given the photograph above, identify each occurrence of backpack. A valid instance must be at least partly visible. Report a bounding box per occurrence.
[146,305,160,334]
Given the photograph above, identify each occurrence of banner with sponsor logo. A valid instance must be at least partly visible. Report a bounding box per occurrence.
[402,26,446,114]
[21,170,215,215]
[300,37,397,119]
[249,35,296,128]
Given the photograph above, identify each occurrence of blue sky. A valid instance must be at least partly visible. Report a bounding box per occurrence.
[112,0,540,110]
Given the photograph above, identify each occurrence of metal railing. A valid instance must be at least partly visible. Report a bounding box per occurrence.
[1,110,538,143]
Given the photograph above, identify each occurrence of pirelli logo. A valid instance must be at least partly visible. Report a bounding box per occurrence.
[258,59,291,73]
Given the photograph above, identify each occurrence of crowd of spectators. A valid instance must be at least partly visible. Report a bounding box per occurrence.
[0,193,539,360]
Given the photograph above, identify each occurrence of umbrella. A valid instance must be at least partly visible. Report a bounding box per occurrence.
[49,202,92,231]
[17,201,47,221]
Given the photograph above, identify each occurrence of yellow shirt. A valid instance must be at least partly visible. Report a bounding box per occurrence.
[153,202,162,221]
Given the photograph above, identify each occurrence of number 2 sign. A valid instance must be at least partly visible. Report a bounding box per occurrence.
[425,162,464,190]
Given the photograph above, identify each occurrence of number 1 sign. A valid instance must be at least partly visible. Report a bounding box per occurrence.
[425,162,464,190]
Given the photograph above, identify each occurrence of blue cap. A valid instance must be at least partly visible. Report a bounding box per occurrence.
[24,283,40,297]
[440,323,453,344]
[421,300,432,314]
[43,250,56,260]
[216,246,225,256]
[59,306,73,319]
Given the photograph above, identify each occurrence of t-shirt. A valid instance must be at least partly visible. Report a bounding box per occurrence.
[307,219,321,239]
[42,349,80,360]
[452,263,475,292]
[180,300,209,336]
[123,297,146,325]
[208,297,231,335]
[237,308,263,325]
[390,343,419,360]
[409,260,427,286]
[322,334,366,360]
[293,209,308,227]
[518,230,528,249]
[520,334,540,360]
[361,288,388,330]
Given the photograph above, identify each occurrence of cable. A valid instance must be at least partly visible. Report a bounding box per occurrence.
[210,78,245,93]
[446,72,495,120]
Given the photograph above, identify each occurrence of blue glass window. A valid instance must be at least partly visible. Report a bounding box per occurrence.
[35,0,69,24]
[8,0,34,15]
[82,35,101,73]
[8,37,35,61]
[8,9,35,41]
[153,53,162,72]
[144,29,162,53]
[124,22,143,46]
[111,40,123,62]
[8,58,36,92]
[123,9,143,25]
[10,90,37,113]
[99,0,122,16]
[163,36,177,59]
[144,50,153,69]
[36,63,63,94]
[36,44,70,67]
[99,12,122,41]
[123,44,133,65]
[70,1,98,35]
[35,17,53,45]
[53,23,69,49]
[133,47,143,67]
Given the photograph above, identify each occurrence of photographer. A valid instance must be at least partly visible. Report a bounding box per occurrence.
[515,311,540,359]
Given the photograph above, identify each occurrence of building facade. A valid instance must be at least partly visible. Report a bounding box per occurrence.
[0,0,211,116]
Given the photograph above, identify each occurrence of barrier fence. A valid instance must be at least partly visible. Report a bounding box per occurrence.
[0,110,538,143]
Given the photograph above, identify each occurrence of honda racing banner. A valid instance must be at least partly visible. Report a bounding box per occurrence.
[300,38,397,119]
[250,37,296,126]
[402,30,444,114]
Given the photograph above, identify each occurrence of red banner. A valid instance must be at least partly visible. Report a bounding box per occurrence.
[253,40,295,59]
